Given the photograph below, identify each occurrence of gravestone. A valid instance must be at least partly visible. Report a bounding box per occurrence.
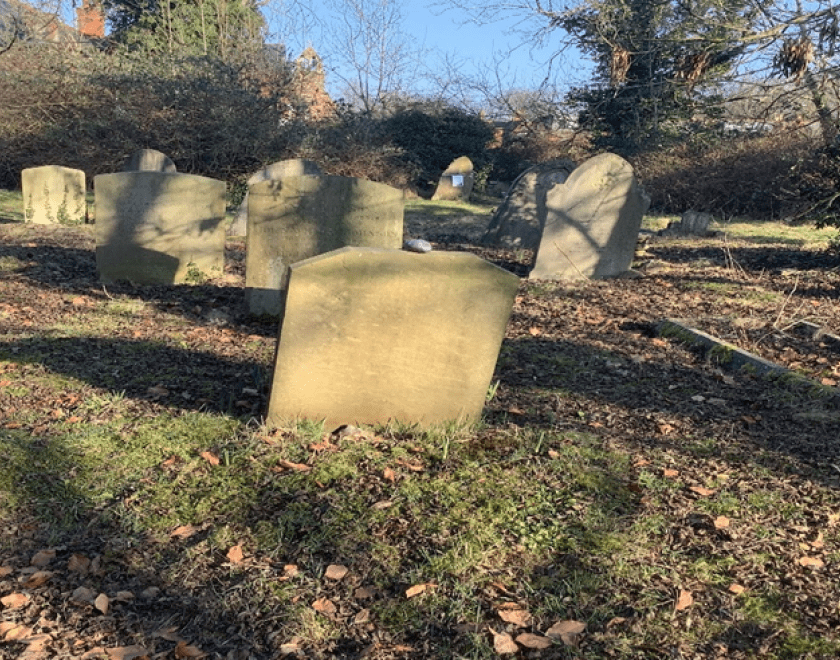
[659,210,714,237]
[432,156,475,201]
[481,159,576,250]
[530,153,649,281]
[228,158,322,236]
[266,247,520,429]
[95,172,226,284]
[123,149,177,173]
[246,175,404,316]
[21,165,87,225]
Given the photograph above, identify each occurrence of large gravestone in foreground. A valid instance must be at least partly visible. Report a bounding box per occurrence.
[246,175,404,316]
[228,159,322,236]
[481,159,576,250]
[529,153,649,281]
[266,247,520,429]
[95,172,226,284]
[122,149,177,173]
[22,165,87,225]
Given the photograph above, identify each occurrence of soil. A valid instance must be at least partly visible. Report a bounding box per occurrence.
[2,215,840,659]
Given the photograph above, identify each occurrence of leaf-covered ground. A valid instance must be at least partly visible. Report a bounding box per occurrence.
[2,215,840,659]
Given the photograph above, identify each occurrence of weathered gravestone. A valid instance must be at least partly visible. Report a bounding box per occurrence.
[123,149,177,173]
[529,153,650,281]
[266,247,520,429]
[481,159,577,250]
[21,165,87,225]
[95,172,226,284]
[246,175,404,316]
[432,156,475,201]
[228,158,322,236]
[659,209,714,237]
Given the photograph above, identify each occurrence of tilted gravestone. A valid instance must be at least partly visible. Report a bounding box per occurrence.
[21,165,87,225]
[529,153,649,281]
[246,175,404,316]
[228,158,322,236]
[266,247,520,429]
[95,172,226,285]
[481,159,576,250]
[432,156,475,201]
[123,149,177,173]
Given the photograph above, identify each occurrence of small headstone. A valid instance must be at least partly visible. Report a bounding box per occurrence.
[228,159,322,236]
[659,210,714,237]
[245,175,404,316]
[122,149,177,173]
[481,160,576,249]
[95,172,226,284]
[266,247,519,429]
[432,156,475,201]
[530,153,649,281]
[21,165,87,225]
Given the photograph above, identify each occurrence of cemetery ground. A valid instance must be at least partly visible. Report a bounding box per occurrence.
[1,192,840,660]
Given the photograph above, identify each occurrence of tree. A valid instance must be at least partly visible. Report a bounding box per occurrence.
[105,0,266,60]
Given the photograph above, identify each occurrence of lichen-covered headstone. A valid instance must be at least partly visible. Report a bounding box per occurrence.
[266,247,519,429]
[21,165,86,225]
[228,158,323,236]
[95,172,226,284]
[245,175,404,316]
[481,160,577,250]
[122,149,177,173]
[530,153,649,281]
[432,156,475,201]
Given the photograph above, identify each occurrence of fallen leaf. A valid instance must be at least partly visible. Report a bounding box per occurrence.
[153,627,182,642]
[714,516,730,529]
[371,500,393,510]
[798,556,825,568]
[354,609,371,624]
[312,597,337,614]
[71,586,97,604]
[106,645,148,660]
[283,564,299,578]
[115,591,134,601]
[30,549,56,567]
[516,632,552,649]
[689,486,715,497]
[728,583,745,594]
[3,624,32,640]
[662,468,680,478]
[278,459,311,472]
[1,592,29,609]
[354,586,376,599]
[0,566,12,577]
[24,570,52,588]
[528,326,542,336]
[406,583,435,598]
[545,620,586,646]
[675,589,694,611]
[489,628,518,655]
[171,524,198,539]
[161,456,181,468]
[325,564,348,580]
[174,640,206,658]
[81,648,108,660]
[226,545,244,564]
[23,632,51,652]
[68,554,90,574]
[278,639,301,655]
[396,458,424,472]
[497,608,531,627]
[94,593,110,614]
[200,451,220,466]
[383,467,397,482]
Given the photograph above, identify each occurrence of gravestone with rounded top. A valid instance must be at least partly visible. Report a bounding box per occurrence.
[22,165,87,225]
[529,153,649,281]
[123,149,177,173]
[228,158,322,236]
[95,172,226,285]
[246,175,404,316]
[481,159,576,250]
[266,246,520,429]
[432,156,475,201]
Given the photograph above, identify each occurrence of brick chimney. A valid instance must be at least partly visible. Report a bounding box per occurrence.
[76,0,105,39]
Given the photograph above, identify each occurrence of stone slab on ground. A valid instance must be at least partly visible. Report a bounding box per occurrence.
[266,246,520,429]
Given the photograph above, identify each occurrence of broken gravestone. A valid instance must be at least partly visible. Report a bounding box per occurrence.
[658,210,714,237]
[95,171,226,284]
[481,159,577,250]
[228,158,323,236]
[266,247,519,429]
[245,175,404,316]
[529,153,650,281]
[122,149,177,173]
[21,165,87,225]
[432,156,475,202]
